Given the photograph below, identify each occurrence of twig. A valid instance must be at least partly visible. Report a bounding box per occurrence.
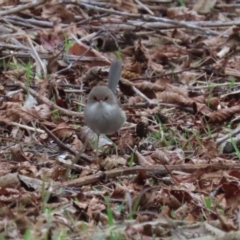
[57,157,91,172]
[55,32,110,75]
[13,80,83,118]
[4,15,68,28]
[0,43,30,51]
[77,13,109,25]
[129,67,200,81]
[27,37,47,79]
[142,15,220,35]
[125,102,194,113]
[3,14,238,37]
[0,49,109,63]
[216,4,240,8]
[57,162,240,188]
[0,0,47,17]
[134,0,154,15]
[62,1,139,17]
[132,86,153,104]
[216,126,240,145]
[41,124,92,164]
[11,122,45,134]
[55,35,93,75]
[64,1,219,35]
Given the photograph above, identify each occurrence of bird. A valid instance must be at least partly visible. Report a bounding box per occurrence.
[84,60,126,157]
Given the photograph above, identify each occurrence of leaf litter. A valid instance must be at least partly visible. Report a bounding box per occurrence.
[1,0,240,239]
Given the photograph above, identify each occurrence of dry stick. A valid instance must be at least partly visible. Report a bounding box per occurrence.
[57,162,240,188]
[57,157,91,172]
[92,20,233,38]
[68,1,219,35]
[3,18,35,29]
[5,13,104,29]
[132,86,153,104]
[76,21,230,34]
[121,78,153,104]
[0,15,189,32]
[13,80,83,118]
[27,37,47,79]
[216,126,240,145]
[0,0,46,16]
[1,18,22,34]
[54,32,109,76]
[129,66,207,81]
[11,122,45,134]
[3,15,237,36]
[40,125,76,156]
[127,19,240,29]
[0,43,30,51]
[62,1,139,17]
[126,102,194,113]
[216,4,240,8]
[55,40,93,75]
[67,0,222,35]
[0,24,13,34]
[141,16,220,35]
[221,88,240,99]
[134,0,154,15]
[0,49,108,64]
[5,12,240,31]
[77,13,109,25]
[4,15,68,28]
[40,124,92,164]
[2,16,37,35]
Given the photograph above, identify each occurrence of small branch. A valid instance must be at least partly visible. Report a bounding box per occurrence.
[0,49,109,64]
[27,37,47,79]
[216,126,240,145]
[132,86,153,104]
[57,162,240,188]
[63,1,219,36]
[41,124,92,164]
[11,122,45,134]
[13,80,84,118]
[0,0,47,17]
[61,1,139,17]
[134,0,154,15]
[142,15,220,35]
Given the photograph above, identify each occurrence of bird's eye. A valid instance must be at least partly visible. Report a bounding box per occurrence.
[104,96,108,101]
[93,96,97,101]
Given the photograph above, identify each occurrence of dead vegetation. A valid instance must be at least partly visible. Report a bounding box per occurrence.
[1,0,240,239]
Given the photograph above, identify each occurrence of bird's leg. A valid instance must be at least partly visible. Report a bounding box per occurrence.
[96,134,100,158]
[96,134,102,169]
